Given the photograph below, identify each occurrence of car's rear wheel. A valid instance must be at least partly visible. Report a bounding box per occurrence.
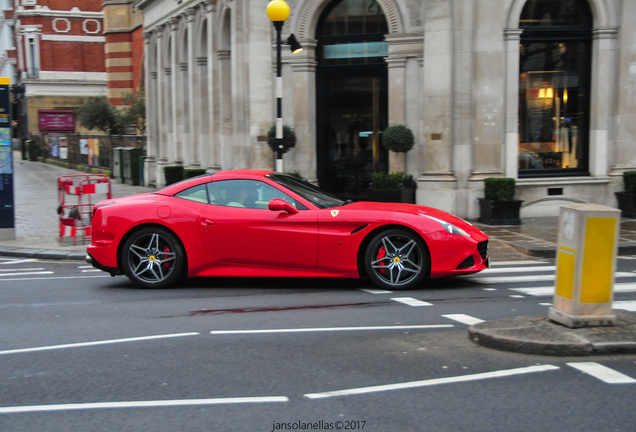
[364,229,429,290]
[121,227,185,289]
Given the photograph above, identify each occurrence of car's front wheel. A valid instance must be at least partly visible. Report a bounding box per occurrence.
[121,227,185,289]
[364,229,429,290]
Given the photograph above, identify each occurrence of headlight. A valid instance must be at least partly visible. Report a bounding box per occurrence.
[425,216,470,236]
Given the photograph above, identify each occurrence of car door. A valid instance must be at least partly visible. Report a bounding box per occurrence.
[197,179,318,270]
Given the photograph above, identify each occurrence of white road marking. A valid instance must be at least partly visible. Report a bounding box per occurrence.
[0,271,54,277]
[476,272,633,285]
[304,365,560,399]
[613,300,636,312]
[482,266,556,274]
[0,275,110,282]
[567,362,636,384]
[490,261,548,266]
[361,288,393,294]
[0,333,200,356]
[0,259,37,264]
[0,397,289,414]
[0,267,45,272]
[512,283,636,297]
[442,314,485,326]
[210,324,453,335]
[391,297,433,307]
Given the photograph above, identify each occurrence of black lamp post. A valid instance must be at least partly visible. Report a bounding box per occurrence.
[267,0,302,172]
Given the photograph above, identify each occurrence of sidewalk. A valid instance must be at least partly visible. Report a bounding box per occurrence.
[0,153,155,260]
[2,154,635,357]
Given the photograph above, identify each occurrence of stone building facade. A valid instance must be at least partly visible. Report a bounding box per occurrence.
[137,0,636,220]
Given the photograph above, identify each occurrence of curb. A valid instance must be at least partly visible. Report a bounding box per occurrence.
[0,246,86,261]
[468,311,636,356]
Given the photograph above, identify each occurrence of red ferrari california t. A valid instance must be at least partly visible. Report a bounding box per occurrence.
[87,170,489,290]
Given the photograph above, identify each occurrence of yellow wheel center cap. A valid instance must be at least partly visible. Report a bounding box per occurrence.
[149,256,156,262]
[393,257,401,264]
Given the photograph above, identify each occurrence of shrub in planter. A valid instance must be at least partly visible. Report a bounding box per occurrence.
[479,177,522,225]
[624,171,636,193]
[616,171,636,218]
[164,166,184,186]
[371,172,415,189]
[369,172,416,203]
[184,168,207,179]
[484,178,516,201]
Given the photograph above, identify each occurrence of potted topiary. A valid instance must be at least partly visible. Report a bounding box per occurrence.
[478,177,523,225]
[615,171,636,218]
[369,124,416,203]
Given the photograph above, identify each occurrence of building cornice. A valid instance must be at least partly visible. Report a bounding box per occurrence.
[14,8,103,19]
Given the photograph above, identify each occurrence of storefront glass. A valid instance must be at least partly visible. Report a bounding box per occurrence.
[518,0,592,177]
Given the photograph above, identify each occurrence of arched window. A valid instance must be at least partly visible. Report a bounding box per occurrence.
[518,0,592,176]
[317,0,388,66]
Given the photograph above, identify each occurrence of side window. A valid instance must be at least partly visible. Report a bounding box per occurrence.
[206,179,307,210]
[174,184,209,203]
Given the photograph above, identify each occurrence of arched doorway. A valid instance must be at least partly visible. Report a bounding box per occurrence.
[316,0,389,199]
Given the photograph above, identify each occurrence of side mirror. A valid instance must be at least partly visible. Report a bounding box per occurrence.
[268,198,299,215]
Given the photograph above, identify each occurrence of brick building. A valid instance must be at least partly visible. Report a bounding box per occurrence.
[13,0,106,135]
[103,0,144,107]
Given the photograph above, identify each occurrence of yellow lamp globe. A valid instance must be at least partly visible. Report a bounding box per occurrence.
[267,0,290,22]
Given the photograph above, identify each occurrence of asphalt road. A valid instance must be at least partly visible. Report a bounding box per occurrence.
[1,257,636,432]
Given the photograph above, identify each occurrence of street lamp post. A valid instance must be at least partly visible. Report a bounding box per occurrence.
[266,0,302,173]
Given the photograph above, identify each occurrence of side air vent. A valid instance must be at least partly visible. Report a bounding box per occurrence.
[350,224,369,235]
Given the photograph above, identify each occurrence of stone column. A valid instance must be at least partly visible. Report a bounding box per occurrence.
[589,28,618,178]
[143,31,157,187]
[503,29,522,180]
[169,18,181,165]
[290,41,317,181]
[186,8,199,168]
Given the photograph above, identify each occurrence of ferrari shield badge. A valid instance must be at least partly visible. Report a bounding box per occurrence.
[331,210,339,217]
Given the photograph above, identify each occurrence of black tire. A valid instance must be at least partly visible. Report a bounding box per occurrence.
[364,229,429,290]
[121,227,185,289]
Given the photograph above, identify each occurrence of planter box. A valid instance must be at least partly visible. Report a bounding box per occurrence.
[368,188,415,204]
[616,191,636,218]
[478,198,523,225]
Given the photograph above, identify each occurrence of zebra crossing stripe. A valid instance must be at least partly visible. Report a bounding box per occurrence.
[567,362,636,384]
[392,297,433,307]
[512,283,636,297]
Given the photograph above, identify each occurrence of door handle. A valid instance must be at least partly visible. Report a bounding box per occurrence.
[200,218,214,226]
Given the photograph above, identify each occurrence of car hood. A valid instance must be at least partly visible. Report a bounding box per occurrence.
[341,201,484,236]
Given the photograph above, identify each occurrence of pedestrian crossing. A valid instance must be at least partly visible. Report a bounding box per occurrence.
[0,258,104,279]
[470,260,636,312]
[362,258,636,313]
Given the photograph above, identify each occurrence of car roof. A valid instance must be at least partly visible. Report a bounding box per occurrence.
[155,169,276,196]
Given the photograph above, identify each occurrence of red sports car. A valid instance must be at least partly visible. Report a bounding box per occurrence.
[87,170,489,290]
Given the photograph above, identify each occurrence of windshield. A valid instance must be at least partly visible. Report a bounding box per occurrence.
[267,174,346,209]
